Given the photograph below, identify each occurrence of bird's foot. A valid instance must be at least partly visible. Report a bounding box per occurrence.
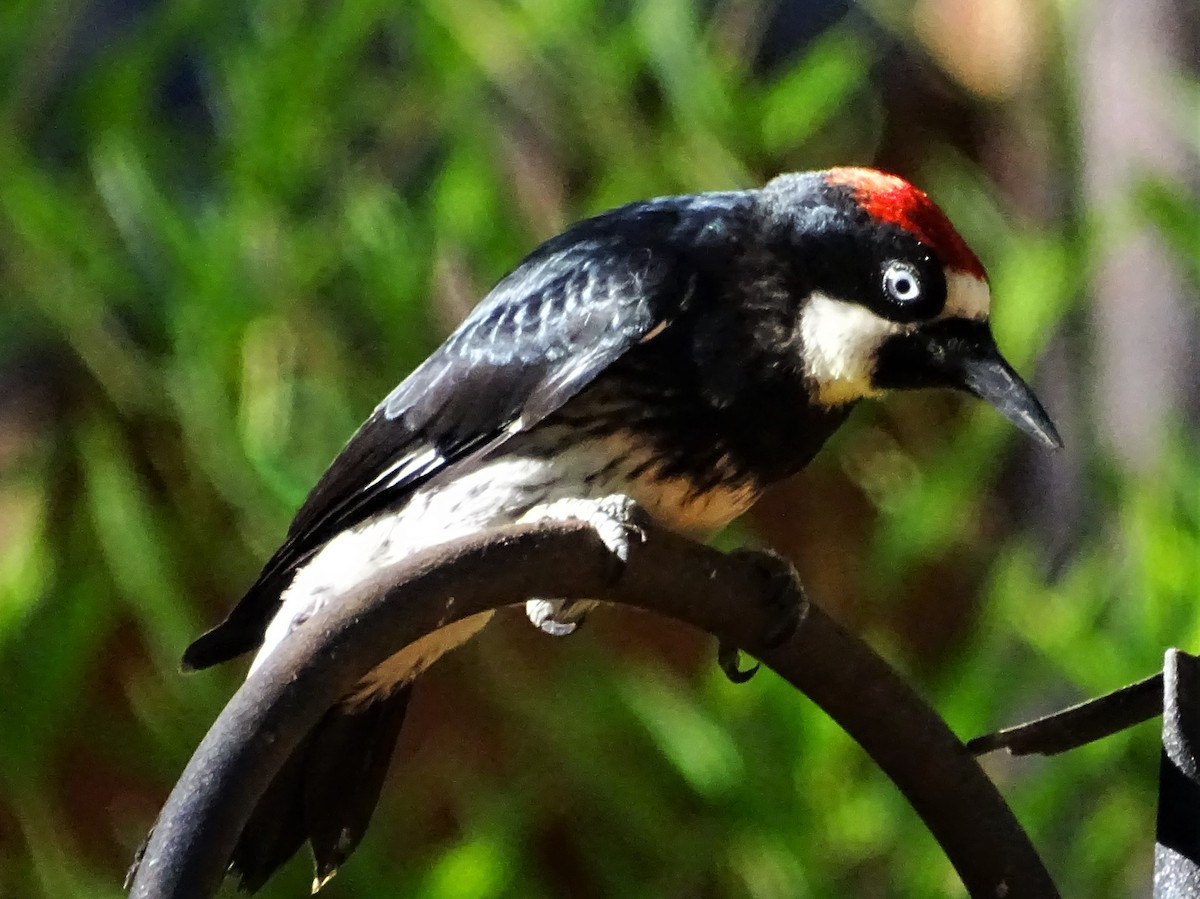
[717,641,760,683]
[717,549,807,684]
[520,493,645,561]
[518,494,645,636]
[525,597,594,636]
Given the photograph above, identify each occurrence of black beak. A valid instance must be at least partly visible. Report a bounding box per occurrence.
[875,319,1063,449]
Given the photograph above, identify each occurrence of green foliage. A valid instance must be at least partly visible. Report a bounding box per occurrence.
[0,2,1197,897]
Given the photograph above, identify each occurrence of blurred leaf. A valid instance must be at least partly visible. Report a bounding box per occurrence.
[419,836,515,899]
[619,669,744,798]
[1134,176,1200,286]
[757,30,869,155]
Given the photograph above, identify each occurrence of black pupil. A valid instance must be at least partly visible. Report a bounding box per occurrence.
[894,275,912,296]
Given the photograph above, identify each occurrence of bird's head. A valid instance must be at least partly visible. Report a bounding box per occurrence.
[757,167,1061,449]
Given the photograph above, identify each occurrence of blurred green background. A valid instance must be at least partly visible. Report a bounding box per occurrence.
[1,0,1198,896]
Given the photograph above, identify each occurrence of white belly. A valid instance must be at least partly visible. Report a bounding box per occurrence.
[252,431,759,701]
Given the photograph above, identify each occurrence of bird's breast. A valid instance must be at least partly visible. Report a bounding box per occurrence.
[510,426,761,536]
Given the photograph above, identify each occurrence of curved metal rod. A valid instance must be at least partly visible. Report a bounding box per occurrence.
[127,518,1060,899]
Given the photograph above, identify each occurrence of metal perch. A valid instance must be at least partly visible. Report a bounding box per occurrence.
[127,516,1060,899]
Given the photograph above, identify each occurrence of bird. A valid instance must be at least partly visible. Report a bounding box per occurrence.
[178,167,1061,892]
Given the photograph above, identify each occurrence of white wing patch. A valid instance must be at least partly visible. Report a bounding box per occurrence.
[364,446,445,491]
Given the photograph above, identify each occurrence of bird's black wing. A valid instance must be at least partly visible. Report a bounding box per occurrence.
[181,195,744,670]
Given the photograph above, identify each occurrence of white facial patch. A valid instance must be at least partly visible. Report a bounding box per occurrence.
[798,272,992,407]
[943,271,991,321]
[798,293,905,406]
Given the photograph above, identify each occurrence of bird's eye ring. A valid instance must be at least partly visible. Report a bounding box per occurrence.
[883,261,922,304]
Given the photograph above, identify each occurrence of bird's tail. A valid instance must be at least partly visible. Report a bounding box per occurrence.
[230,687,412,893]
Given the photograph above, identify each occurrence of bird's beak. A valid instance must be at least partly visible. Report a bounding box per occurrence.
[874,318,1063,449]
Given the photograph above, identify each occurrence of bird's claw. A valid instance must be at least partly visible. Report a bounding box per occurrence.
[718,641,760,683]
[716,548,806,684]
[518,493,645,563]
[519,494,645,635]
[526,597,590,636]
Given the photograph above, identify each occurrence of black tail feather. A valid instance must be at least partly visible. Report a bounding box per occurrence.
[230,735,311,892]
[229,688,412,893]
[305,690,412,888]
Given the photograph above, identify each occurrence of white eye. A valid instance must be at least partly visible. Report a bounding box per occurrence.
[883,261,922,303]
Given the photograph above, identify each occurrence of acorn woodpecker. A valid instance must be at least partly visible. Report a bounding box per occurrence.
[181,168,1061,891]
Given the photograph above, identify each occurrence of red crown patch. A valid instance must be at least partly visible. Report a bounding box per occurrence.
[826,168,986,279]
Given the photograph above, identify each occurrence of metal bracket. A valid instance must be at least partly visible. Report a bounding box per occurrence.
[1155,649,1200,897]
